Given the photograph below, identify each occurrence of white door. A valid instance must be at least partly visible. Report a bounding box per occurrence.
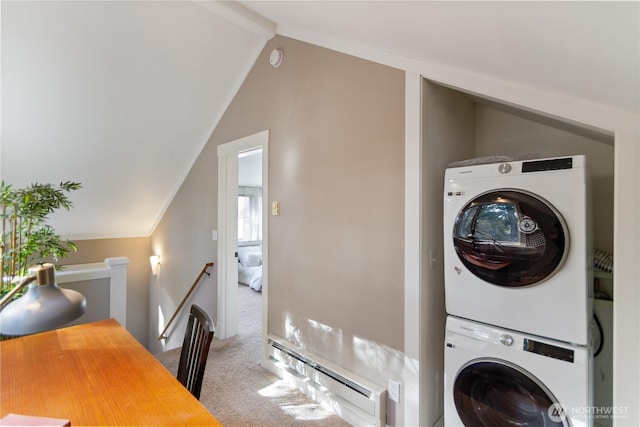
[216,130,269,340]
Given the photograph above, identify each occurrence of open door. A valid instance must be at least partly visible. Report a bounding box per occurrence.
[216,130,269,340]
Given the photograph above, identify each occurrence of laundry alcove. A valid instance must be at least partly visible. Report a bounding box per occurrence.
[419,78,615,424]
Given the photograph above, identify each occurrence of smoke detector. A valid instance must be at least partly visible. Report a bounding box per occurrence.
[269,49,284,68]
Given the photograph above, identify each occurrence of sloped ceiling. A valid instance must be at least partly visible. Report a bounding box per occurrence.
[242,1,639,113]
[2,1,638,239]
[1,0,273,239]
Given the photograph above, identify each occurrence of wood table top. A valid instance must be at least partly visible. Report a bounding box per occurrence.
[0,319,222,426]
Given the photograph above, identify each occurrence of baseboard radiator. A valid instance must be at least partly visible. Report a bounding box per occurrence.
[266,335,387,427]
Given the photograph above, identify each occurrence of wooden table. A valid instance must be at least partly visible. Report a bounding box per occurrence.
[0,319,222,426]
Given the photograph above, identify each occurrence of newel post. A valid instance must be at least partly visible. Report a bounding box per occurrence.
[105,257,130,327]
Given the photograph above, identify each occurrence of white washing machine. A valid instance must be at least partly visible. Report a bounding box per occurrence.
[444,155,592,345]
[444,315,592,427]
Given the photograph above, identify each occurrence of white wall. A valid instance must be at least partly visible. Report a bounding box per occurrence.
[239,150,263,187]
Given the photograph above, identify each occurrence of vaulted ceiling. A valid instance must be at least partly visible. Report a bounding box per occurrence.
[2,1,637,239]
[244,1,639,113]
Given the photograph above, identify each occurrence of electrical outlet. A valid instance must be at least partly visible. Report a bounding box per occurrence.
[388,379,400,403]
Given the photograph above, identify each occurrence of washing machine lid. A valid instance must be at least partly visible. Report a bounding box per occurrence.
[452,189,567,287]
[454,359,568,426]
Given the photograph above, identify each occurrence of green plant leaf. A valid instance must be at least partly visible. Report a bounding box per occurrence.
[1,181,81,293]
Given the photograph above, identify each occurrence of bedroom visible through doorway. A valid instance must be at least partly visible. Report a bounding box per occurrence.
[216,130,268,348]
[238,149,264,294]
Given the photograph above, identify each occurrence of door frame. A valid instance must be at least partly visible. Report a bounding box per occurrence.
[217,130,269,340]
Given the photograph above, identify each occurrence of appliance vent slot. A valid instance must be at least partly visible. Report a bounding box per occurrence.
[522,157,573,172]
[523,338,575,363]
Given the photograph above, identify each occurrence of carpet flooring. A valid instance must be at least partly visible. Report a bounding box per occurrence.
[155,284,351,427]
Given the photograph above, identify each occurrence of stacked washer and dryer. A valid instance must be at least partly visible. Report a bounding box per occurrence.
[443,156,593,427]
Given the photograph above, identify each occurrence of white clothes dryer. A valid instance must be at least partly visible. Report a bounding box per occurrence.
[444,155,592,345]
[444,315,592,427]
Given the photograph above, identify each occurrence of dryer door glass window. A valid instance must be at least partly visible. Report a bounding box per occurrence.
[453,190,566,287]
[454,361,566,426]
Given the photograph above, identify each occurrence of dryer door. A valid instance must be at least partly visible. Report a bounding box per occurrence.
[454,360,567,426]
[452,190,567,287]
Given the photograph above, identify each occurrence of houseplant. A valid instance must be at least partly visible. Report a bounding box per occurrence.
[1,181,82,300]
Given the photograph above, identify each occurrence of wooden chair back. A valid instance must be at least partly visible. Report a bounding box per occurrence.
[176,304,215,400]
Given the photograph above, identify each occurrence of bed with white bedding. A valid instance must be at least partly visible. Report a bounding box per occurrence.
[238,243,262,291]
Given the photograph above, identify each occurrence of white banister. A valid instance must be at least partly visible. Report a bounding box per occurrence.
[57,257,130,326]
[105,257,130,326]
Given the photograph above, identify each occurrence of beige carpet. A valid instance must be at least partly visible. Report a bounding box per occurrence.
[155,284,351,427]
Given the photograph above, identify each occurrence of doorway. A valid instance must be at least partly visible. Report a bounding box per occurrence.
[217,130,269,346]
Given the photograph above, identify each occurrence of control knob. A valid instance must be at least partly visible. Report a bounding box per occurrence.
[500,334,514,346]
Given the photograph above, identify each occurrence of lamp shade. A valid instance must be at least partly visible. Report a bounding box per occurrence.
[0,264,86,336]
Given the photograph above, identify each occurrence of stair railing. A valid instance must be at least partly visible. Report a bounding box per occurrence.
[157,262,214,341]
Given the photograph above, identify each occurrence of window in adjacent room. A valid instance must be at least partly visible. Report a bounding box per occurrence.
[238,186,262,242]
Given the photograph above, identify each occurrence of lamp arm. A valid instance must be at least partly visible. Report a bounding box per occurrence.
[0,276,37,310]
